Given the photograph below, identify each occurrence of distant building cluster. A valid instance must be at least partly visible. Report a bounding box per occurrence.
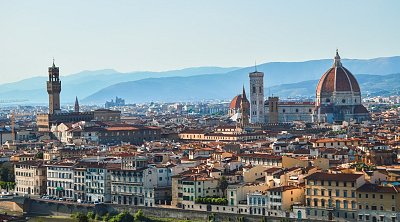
[105,96,126,108]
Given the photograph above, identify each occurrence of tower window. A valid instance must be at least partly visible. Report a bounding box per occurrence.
[342,99,346,103]
[259,87,262,93]
[252,86,256,94]
[326,98,330,103]
[295,109,299,113]
[282,109,285,113]
[354,99,357,103]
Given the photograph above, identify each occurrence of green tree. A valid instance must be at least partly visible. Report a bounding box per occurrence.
[102,213,110,222]
[87,211,95,220]
[35,151,44,159]
[0,162,15,182]
[72,212,89,222]
[109,211,134,222]
[134,209,145,221]
[218,176,229,197]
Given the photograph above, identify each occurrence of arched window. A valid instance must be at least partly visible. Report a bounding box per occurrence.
[314,198,318,207]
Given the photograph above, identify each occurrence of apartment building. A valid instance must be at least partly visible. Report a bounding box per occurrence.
[304,172,365,222]
[84,162,110,203]
[14,161,46,195]
[171,170,221,209]
[46,162,75,199]
[247,186,304,217]
[73,163,86,201]
[108,155,172,207]
[356,183,400,222]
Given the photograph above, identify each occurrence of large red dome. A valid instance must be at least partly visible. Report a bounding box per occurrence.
[229,95,242,109]
[316,51,361,95]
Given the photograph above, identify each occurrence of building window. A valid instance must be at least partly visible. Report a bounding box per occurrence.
[336,200,340,209]
[314,199,318,207]
[342,99,346,103]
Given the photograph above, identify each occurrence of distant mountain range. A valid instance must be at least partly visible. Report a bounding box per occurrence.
[1,56,400,104]
[0,67,238,104]
[266,73,400,98]
[84,56,400,103]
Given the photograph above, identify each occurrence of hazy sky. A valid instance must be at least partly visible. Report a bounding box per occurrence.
[0,0,399,84]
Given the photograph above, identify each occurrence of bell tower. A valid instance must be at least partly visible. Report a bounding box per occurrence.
[47,60,61,114]
[249,69,265,123]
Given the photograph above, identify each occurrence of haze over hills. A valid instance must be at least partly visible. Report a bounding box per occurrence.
[1,56,400,104]
[266,73,400,98]
[84,56,400,103]
[0,67,239,104]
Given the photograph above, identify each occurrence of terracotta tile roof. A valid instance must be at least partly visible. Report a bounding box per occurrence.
[239,153,282,160]
[304,172,363,182]
[106,126,139,131]
[357,183,399,193]
[268,185,298,192]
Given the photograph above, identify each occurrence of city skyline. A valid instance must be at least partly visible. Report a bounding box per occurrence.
[1,0,399,84]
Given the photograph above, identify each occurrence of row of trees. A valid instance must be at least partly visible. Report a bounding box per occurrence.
[71,210,148,222]
[195,197,228,205]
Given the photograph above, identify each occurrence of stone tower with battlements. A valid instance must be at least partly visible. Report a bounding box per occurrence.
[47,60,61,114]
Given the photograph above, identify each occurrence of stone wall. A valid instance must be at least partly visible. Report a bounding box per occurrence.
[22,199,320,222]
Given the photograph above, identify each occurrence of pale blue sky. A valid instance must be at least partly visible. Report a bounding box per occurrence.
[0,0,399,84]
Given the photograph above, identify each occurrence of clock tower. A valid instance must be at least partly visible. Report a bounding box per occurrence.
[47,60,61,114]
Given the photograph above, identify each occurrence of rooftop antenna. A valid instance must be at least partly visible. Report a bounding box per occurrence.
[254,60,257,72]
